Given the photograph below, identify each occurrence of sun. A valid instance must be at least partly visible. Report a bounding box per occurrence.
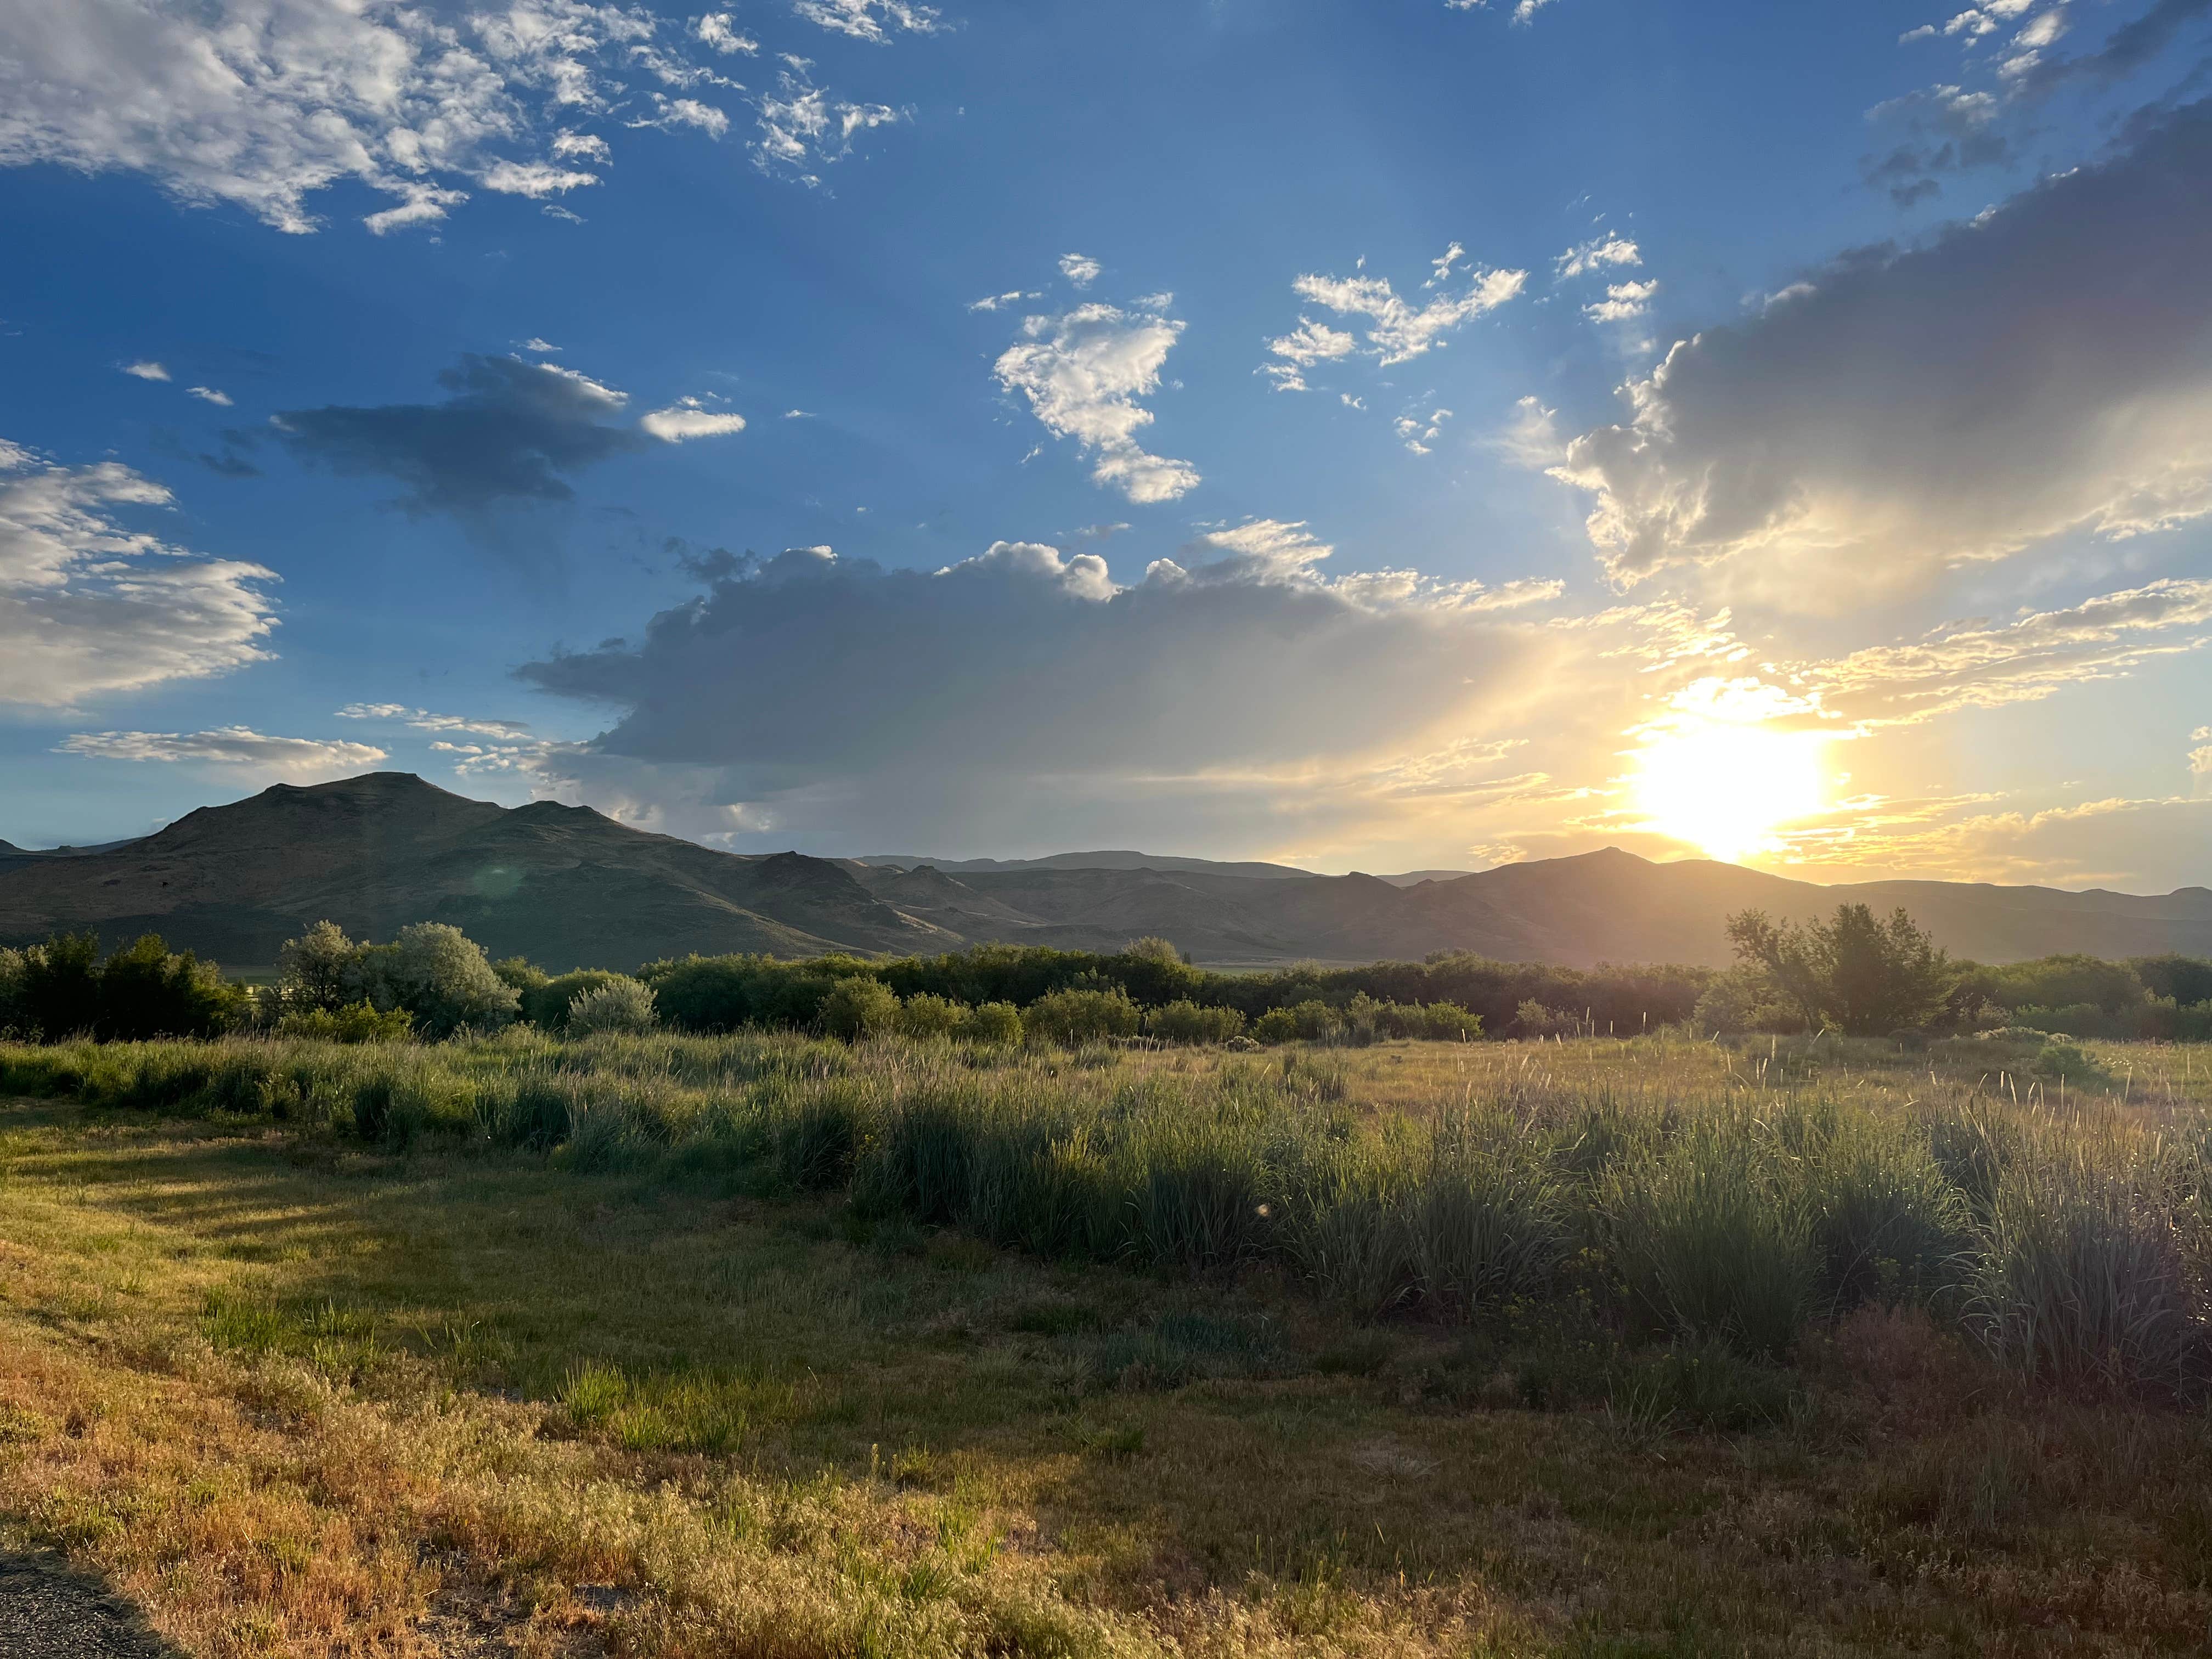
[1628,719,1830,864]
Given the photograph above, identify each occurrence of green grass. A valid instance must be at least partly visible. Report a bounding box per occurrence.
[2,1030,2211,1653]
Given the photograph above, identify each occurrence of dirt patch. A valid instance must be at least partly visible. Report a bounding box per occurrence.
[0,1553,177,1658]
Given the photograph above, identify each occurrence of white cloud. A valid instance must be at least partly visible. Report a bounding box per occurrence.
[1583,278,1657,322]
[121,360,170,381]
[1285,252,1526,367]
[753,62,903,180]
[1393,408,1453,455]
[58,726,385,779]
[640,397,748,441]
[968,290,1039,312]
[1428,241,1466,287]
[335,702,534,740]
[551,129,612,164]
[1795,577,2212,727]
[793,0,941,42]
[631,95,731,138]
[187,386,234,406]
[1259,318,1357,392]
[0,1,745,234]
[518,337,561,353]
[694,12,759,53]
[1555,235,1641,279]
[0,439,278,708]
[783,408,814,419]
[1555,100,2212,590]
[1059,252,1102,288]
[994,299,1201,504]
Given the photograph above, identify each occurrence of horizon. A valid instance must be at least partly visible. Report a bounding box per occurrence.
[3,2,2210,889]
[7,768,2208,901]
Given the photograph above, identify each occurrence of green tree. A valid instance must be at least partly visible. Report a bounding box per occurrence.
[277,921,368,1012]
[16,932,103,1039]
[1725,905,1953,1036]
[98,933,248,1039]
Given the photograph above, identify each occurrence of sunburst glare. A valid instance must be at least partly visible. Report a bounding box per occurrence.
[1628,717,1830,865]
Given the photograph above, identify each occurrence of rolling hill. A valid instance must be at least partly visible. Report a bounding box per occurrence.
[2,772,2208,970]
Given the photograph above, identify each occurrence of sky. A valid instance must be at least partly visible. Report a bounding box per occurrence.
[2,0,2210,889]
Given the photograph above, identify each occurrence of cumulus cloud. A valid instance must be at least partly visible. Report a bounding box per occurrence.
[969,290,1038,312]
[187,386,234,406]
[1583,279,1657,322]
[0,440,278,708]
[752,60,903,181]
[994,299,1201,504]
[1059,252,1102,288]
[121,361,170,381]
[1554,99,2212,590]
[1286,255,1527,367]
[793,0,940,42]
[0,0,748,234]
[58,726,384,780]
[640,397,748,441]
[272,354,648,517]
[1554,235,1640,279]
[515,533,1560,847]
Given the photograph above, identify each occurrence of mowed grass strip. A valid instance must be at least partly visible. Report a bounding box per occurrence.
[0,1033,2206,1654]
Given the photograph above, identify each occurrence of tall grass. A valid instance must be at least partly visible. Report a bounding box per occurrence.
[7,1029,2211,1397]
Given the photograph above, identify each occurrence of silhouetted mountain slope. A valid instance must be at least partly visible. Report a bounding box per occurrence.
[0,775,957,968]
[2,774,2207,969]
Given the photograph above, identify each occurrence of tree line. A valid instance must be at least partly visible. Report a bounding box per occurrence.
[4,906,2209,1045]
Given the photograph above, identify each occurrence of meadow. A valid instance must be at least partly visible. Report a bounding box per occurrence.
[4,1026,2212,1656]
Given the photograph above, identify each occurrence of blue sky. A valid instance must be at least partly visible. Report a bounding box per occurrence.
[2,0,2209,887]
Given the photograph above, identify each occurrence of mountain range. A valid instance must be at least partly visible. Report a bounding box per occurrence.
[2,773,2208,971]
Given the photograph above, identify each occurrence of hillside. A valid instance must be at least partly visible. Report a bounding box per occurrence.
[2,772,2208,969]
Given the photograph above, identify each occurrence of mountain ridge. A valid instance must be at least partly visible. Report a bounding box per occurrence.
[2,772,2207,970]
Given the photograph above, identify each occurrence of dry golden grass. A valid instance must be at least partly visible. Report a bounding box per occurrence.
[3,1032,2211,1656]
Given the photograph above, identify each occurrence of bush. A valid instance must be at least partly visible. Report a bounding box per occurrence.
[1727,904,1954,1035]
[1253,1001,1342,1045]
[566,977,658,1037]
[275,1001,414,1043]
[276,920,517,1037]
[964,1001,1024,1046]
[894,992,968,1040]
[819,976,899,1042]
[1144,1000,1246,1045]
[522,969,631,1030]
[1026,988,1139,1047]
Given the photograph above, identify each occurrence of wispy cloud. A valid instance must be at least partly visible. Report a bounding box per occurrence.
[58,726,385,779]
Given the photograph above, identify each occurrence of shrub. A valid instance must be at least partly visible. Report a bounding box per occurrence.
[964,1001,1024,1047]
[894,992,968,1040]
[1026,988,1139,1047]
[1252,1001,1342,1045]
[819,976,899,1042]
[370,923,521,1036]
[1144,1000,1246,1045]
[566,977,658,1037]
[522,970,631,1030]
[275,1001,414,1043]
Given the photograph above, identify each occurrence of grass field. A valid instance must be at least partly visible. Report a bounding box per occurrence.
[4,1031,2212,1656]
